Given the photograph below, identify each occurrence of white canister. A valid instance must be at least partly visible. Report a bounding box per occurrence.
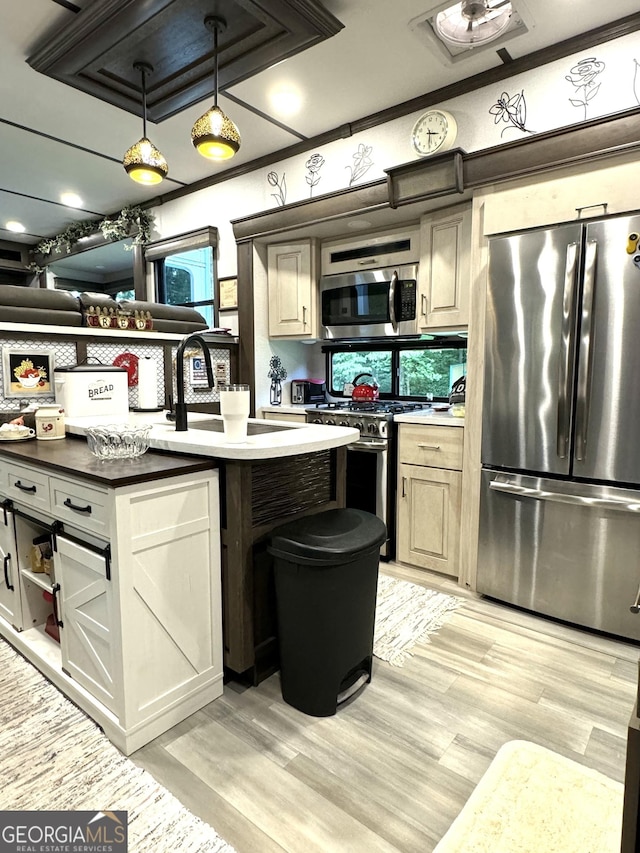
[54,364,129,418]
[36,405,65,440]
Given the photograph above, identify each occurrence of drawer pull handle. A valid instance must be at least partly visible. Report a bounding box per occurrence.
[3,554,13,591]
[63,498,92,515]
[631,582,640,614]
[402,476,407,498]
[14,481,36,493]
[418,444,441,451]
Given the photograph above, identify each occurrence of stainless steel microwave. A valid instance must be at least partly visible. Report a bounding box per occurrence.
[320,263,419,340]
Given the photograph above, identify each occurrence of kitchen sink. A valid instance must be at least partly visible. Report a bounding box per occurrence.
[189,419,296,435]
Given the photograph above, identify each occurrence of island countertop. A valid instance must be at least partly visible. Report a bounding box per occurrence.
[64,410,359,460]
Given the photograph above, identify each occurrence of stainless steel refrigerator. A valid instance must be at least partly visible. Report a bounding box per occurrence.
[477,213,640,642]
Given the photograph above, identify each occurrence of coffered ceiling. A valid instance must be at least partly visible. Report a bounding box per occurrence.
[2,0,640,250]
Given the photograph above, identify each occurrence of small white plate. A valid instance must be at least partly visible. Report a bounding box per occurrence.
[0,433,34,442]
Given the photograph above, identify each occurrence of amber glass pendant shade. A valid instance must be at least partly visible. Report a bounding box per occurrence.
[191,17,241,162]
[123,137,168,184]
[191,106,241,160]
[123,62,168,184]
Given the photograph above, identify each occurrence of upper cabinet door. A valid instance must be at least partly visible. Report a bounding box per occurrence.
[268,240,318,338]
[419,203,472,330]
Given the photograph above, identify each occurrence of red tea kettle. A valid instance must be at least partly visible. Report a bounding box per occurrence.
[352,373,379,402]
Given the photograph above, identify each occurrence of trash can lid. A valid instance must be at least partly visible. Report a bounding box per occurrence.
[267,508,387,566]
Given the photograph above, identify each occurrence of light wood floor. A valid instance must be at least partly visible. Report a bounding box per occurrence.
[131,564,639,852]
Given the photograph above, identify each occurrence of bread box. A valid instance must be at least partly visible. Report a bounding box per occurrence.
[54,363,129,418]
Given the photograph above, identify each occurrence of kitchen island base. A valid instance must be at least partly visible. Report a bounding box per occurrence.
[221,446,347,685]
[0,441,224,755]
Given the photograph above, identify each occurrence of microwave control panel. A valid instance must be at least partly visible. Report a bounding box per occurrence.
[399,280,417,320]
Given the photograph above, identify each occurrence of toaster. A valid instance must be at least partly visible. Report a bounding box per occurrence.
[291,379,326,404]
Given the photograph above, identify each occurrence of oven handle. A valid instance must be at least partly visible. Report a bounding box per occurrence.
[347,440,387,451]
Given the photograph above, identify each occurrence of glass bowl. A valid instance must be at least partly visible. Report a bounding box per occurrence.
[86,423,152,460]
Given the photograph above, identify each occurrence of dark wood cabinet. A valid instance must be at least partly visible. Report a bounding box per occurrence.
[220,446,346,684]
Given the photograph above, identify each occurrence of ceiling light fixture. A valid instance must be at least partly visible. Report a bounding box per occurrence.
[6,221,26,233]
[191,16,241,161]
[122,62,169,185]
[270,87,302,117]
[60,192,83,208]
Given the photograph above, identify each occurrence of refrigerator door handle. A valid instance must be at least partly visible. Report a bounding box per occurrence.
[574,239,598,462]
[557,242,579,458]
[489,477,640,513]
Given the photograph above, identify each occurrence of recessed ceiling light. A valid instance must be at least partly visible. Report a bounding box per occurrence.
[347,219,373,230]
[270,87,302,117]
[6,221,26,233]
[60,192,83,208]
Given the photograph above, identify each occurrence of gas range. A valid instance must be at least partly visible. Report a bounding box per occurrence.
[305,400,426,441]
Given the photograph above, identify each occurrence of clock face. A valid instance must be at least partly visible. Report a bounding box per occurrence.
[412,110,457,157]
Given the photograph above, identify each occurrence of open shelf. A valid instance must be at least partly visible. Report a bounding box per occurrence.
[19,567,53,593]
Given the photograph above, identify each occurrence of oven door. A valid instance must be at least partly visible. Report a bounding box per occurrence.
[321,264,418,340]
[346,441,394,559]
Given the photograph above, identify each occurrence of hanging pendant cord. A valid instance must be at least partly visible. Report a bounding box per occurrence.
[140,65,148,138]
[213,23,219,109]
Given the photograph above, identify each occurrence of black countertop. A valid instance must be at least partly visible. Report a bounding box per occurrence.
[0,434,216,488]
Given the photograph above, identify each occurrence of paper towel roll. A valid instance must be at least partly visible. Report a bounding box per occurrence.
[137,357,157,410]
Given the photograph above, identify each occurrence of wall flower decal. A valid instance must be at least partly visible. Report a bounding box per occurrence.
[305,153,325,197]
[267,170,287,206]
[346,143,374,187]
[566,56,605,120]
[489,90,534,136]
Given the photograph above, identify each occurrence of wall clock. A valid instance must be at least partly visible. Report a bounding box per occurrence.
[411,109,458,157]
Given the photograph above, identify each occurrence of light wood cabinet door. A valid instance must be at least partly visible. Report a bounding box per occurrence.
[397,463,462,576]
[419,203,471,330]
[268,240,317,338]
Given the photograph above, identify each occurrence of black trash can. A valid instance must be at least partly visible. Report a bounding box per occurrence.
[267,508,387,717]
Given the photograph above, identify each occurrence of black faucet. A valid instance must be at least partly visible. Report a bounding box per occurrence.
[174,332,214,431]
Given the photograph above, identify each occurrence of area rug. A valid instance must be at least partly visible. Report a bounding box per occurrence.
[373,573,464,666]
[0,638,235,853]
[433,740,623,853]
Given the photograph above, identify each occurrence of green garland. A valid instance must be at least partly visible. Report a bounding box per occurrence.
[29,205,155,272]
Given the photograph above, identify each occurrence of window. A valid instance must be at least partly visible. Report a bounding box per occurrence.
[145,227,219,328]
[157,247,215,326]
[325,336,467,400]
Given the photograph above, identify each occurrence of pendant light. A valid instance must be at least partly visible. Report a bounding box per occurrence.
[123,62,169,185]
[191,16,241,161]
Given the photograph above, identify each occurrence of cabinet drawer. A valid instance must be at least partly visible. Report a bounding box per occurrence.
[263,411,306,423]
[3,462,51,513]
[50,477,110,538]
[399,424,463,470]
